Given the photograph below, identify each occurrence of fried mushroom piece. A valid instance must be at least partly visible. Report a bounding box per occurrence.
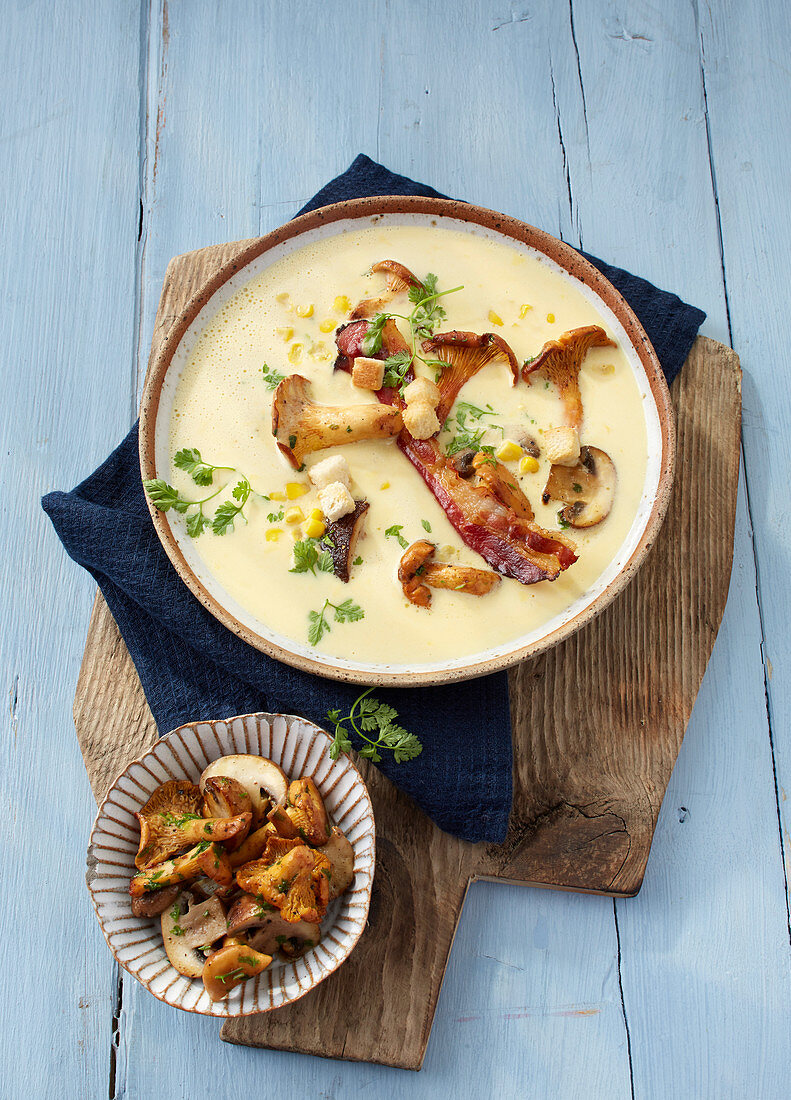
[129,841,231,897]
[398,540,500,608]
[272,374,403,467]
[421,331,520,422]
[134,780,251,870]
[321,827,355,901]
[522,325,616,431]
[542,445,617,528]
[199,755,288,829]
[323,499,369,582]
[227,893,320,958]
[202,943,272,1002]
[285,777,330,846]
[236,845,332,924]
[349,259,422,319]
[130,882,181,918]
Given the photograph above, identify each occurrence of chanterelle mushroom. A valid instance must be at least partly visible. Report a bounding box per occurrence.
[321,827,355,901]
[421,331,520,422]
[542,445,617,528]
[522,326,616,431]
[284,777,330,846]
[134,780,251,869]
[236,845,331,924]
[350,259,421,319]
[129,841,230,896]
[272,374,403,467]
[398,540,500,608]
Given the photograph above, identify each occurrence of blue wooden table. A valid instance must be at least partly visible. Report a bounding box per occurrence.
[2,2,789,1095]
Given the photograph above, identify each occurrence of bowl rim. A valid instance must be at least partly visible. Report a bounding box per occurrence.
[139,195,676,686]
[85,711,376,1017]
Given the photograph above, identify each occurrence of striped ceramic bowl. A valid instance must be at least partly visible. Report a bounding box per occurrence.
[86,712,375,1017]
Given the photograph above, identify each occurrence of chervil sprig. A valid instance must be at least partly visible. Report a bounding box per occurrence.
[173,447,234,486]
[307,597,364,645]
[327,688,423,764]
[211,479,252,535]
[291,537,334,575]
[261,363,286,390]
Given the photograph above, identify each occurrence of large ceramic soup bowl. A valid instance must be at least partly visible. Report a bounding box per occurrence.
[139,197,674,686]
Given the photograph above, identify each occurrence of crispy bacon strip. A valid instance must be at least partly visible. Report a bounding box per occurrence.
[422,331,519,422]
[522,325,615,431]
[400,436,576,583]
[472,454,534,521]
[335,319,576,585]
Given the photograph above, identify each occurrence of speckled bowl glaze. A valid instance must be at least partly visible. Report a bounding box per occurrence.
[86,712,375,1017]
[139,197,675,686]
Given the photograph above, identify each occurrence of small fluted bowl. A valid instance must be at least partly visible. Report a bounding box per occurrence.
[86,712,375,1017]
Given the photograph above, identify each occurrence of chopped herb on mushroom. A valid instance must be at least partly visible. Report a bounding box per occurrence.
[542,445,617,528]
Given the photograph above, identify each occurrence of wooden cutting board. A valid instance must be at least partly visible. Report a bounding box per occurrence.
[73,241,741,1070]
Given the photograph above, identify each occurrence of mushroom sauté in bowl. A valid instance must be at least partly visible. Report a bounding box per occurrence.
[86,713,375,1017]
[139,202,673,685]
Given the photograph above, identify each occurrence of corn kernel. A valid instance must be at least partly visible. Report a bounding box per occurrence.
[285,506,304,524]
[333,295,352,313]
[380,481,390,490]
[303,516,326,539]
[488,309,503,326]
[268,490,285,502]
[520,455,540,474]
[276,292,290,304]
[309,508,323,520]
[519,304,533,318]
[496,440,523,463]
[319,318,336,333]
[288,343,303,364]
[547,312,556,323]
[286,482,308,500]
[296,303,314,318]
[265,528,283,542]
[277,326,294,341]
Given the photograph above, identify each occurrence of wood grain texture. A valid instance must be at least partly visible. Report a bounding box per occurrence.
[72,237,740,1068]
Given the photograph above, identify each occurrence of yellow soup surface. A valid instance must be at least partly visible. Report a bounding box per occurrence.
[168,224,648,666]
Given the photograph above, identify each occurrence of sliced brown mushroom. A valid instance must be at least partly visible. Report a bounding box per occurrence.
[421,331,520,422]
[200,755,288,829]
[201,776,253,820]
[349,259,421,319]
[324,499,369,581]
[161,891,207,978]
[272,374,403,467]
[472,453,535,521]
[175,893,228,950]
[321,827,355,901]
[130,883,181,918]
[542,445,617,528]
[398,540,501,608]
[522,326,616,431]
[202,943,272,1002]
[451,449,478,479]
[227,894,320,959]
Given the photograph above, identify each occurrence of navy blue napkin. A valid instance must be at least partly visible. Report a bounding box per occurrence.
[43,156,704,844]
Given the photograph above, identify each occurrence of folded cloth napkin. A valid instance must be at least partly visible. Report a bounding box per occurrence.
[43,156,705,844]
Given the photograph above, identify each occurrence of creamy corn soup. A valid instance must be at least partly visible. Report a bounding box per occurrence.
[166,224,648,665]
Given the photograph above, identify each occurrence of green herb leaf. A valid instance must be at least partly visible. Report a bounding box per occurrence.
[361,313,388,356]
[143,479,182,512]
[352,556,363,566]
[326,689,423,765]
[186,510,210,538]
[385,524,409,550]
[421,519,432,533]
[381,349,413,392]
[332,598,364,623]
[174,447,213,486]
[261,363,286,390]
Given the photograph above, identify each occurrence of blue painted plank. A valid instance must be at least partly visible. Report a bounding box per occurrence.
[0,2,143,1097]
[697,0,791,923]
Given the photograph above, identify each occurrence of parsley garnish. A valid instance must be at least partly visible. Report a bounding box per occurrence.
[212,479,251,535]
[360,272,463,395]
[161,811,201,827]
[291,537,334,575]
[168,902,185,935]
[327,688,423,764]
[442,403,503,457]
[385,524,409,550]
[352,555,363,566]
[421,519,432,533]
[267,510,284,522]
[174,447,233,486]
[261,363,286,390]
[308,597,365,645]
